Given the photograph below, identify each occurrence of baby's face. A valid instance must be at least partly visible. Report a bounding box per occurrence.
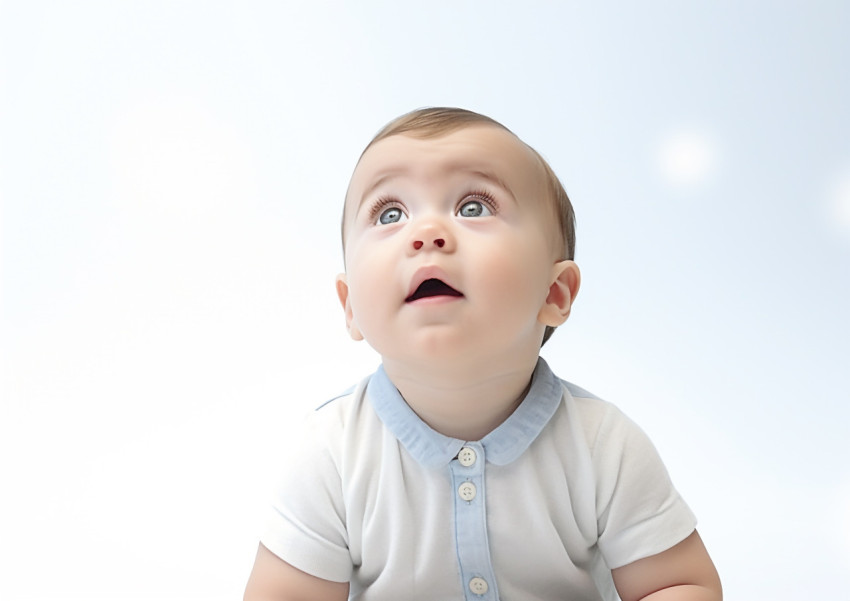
[337,125,564,365]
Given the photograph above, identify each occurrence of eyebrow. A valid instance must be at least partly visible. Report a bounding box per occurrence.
[358,168,408,209]
[356,164,518,212]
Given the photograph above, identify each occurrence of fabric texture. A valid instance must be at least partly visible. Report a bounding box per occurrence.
[261,358,696,600]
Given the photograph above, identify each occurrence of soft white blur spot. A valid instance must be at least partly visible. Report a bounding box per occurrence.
[827,165,850,234]
[656,128,718,188]
[109,95,258,218]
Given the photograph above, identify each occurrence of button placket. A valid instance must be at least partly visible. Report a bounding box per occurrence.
[450,442,498,600]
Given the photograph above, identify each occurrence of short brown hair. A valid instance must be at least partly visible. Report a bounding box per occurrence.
[343,107,576,345]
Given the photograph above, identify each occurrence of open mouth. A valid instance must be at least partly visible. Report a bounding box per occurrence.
[405,278,464,302]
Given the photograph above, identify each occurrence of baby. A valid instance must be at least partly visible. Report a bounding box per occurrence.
[243,108,721,601]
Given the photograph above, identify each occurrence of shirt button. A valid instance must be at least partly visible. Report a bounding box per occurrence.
[458,481,477,501]
[458,447,477,467]
[469,577,489,595]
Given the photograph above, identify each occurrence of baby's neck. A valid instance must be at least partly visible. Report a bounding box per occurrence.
[382,354,539,441]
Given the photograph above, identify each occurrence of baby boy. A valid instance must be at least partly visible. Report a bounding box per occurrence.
[243,108,721,601]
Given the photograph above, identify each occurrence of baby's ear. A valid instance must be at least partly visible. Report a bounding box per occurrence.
[335,274,364,341]
[538,260,581,327]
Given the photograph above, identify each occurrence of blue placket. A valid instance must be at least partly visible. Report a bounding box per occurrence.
[450,441,499,601]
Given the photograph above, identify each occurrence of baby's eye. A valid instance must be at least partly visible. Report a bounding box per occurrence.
[457,199,493,218]
[377,206,407,225]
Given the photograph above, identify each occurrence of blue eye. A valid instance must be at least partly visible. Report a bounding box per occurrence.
[377,206,406,225]
[458,199,493,218]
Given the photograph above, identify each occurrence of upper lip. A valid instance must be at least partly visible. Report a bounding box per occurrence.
[405,266,463,302]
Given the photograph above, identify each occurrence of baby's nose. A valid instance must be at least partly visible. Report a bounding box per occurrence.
[413,238,445,250]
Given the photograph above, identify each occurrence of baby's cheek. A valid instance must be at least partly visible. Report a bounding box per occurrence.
[348,278,391,337]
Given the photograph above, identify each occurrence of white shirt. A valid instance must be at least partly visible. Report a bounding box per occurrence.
[261,358,696,600]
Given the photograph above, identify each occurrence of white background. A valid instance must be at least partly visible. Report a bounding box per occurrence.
[2,1,848,599]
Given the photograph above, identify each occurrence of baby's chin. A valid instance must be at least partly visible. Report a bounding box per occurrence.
[377,334,537,372]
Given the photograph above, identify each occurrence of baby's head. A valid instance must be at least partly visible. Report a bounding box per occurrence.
[337,108,579,364]
[343,108,575,263]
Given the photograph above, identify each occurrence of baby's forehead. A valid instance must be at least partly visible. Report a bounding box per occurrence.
[346,125,545,204]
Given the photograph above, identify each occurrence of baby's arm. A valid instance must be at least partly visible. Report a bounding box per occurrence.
[611,530,721,601]
[243,543,349,601]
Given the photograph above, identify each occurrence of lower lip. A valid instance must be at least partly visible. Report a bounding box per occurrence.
[405,295,464,305]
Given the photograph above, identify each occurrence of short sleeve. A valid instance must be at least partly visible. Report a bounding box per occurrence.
[590,404,697,569]
[260,410,353,583]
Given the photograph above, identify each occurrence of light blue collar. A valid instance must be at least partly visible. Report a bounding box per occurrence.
[368,357,563,469]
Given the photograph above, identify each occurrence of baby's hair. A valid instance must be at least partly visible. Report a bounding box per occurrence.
[344,107,576,345]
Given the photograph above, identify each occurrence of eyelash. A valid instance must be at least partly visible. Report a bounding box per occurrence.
[368,195,403,223]
[461,189,499,214]
[366,188,500,223]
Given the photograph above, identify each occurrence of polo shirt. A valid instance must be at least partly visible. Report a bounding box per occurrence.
[262,358,696,600]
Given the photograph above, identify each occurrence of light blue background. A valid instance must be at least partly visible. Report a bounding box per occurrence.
[2,2,848,599]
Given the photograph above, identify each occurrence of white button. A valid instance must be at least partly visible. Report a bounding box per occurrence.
[469,577,489,595]
[458,447,477,467]
[458,481,477,501]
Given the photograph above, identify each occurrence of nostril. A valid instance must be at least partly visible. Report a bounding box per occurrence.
[434,238,445,248]
[413,240,423,250]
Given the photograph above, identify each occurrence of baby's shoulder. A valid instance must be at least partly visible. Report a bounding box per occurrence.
[296,373,385,455]
[556,379,645,454]
[311,373,372,423]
